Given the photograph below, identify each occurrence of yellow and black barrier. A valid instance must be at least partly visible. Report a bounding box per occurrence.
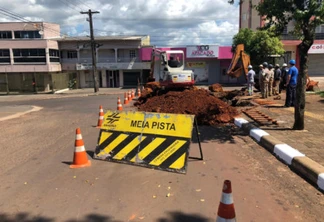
[94,110,200,174]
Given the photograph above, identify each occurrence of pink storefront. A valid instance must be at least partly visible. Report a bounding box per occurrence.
[139,45,244,85]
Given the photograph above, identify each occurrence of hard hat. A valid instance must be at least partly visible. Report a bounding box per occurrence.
[259,64,263,68]
[289,59,296,65]
[248,65,252,69]
[262,62,268,67]
[268,64,273,69]
[275,64,280,67]
[282,63,287,67]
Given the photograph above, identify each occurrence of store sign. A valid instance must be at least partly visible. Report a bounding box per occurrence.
[186,62,206,68]
[186,45,219,58]
[308,44,324,54]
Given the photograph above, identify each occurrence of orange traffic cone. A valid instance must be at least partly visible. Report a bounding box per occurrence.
[128,91,132,102]
[97,105,104,128]
[124,92,128,105]
[70,128,91,169]
[137,87,141,97]
[131,89,135,99]
[216,180,236,222]
[117,97,123,111]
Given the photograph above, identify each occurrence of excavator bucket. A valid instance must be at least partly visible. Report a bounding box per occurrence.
[227,44,250,79]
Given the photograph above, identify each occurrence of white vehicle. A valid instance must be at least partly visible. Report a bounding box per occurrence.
[148,49,195,89]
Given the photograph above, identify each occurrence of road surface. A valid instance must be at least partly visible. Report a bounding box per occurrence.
[0,95,323,222]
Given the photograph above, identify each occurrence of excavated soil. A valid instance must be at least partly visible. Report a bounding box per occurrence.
[134,89,239,125]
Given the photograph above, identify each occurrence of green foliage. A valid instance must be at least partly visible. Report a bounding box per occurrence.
[256,0,324,44]
[232,28,285,66]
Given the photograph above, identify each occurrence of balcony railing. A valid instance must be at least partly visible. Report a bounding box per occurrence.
[281,33,324,40]
[63,57,141,64]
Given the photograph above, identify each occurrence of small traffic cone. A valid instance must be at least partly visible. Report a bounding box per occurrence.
[131,89,135,99]
[137,87,141,97]
[128,91,132,102]
[117,97,123,111]
[97,105,104,128]
[216,180,236,222]
[124,92,128,105]
[70,128,91,169]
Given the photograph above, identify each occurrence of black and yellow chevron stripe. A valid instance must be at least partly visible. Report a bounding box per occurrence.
[94,130,190,173]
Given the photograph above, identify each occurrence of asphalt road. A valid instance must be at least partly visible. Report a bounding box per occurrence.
[0,95,323,222]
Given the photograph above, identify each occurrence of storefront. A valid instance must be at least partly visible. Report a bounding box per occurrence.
[185,45,220,85]
[308,44,324,76]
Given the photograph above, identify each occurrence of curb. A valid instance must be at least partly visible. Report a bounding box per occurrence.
[0,106,43,122]
[234,117,324,192]
[54,88,70,94]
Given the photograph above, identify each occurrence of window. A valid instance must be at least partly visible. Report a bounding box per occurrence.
[14,31,41,39]
[0,49,10,63]
[315,24,324,33]
[49,49,60,62]
[0,31,12,39]
[282,26,288,34]
[67,50,78,59]
[129,50,136,58]
[13,48,46,63]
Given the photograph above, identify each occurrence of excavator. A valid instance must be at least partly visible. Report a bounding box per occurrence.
[147,48,195,90]
[226,44,319,91]
[226,44,260,89]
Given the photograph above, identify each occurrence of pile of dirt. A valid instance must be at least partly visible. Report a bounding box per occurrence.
[134,89,239,125]
[209,83,224,92]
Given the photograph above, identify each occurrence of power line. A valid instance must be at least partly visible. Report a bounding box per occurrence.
[77,0,92,10]
[0,7,82,41]
[65,0,85,11]
[57,0,81,13]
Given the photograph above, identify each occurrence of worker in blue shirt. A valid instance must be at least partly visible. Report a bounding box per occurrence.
[284,59,299,107]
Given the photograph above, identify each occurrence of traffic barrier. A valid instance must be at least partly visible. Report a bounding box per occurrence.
[97,105,104,127]
[117,97,123,111]
[216,180,236,222]
[70,128,91,169]
[137,87,141,97]
[124,92,128,105]
[128,91,132,102]
[94,111,195,174]
[131,89,135,99]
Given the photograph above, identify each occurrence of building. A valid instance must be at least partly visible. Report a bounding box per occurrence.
[240,0,324,76]
[0,22,61,92]
[148,45,241,85]
[58,36,151,88]
[0,21,237,92]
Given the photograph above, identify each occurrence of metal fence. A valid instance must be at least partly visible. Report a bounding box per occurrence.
[0,72,77,94]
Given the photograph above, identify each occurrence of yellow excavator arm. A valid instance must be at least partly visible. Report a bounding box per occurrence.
[227,44,250,78]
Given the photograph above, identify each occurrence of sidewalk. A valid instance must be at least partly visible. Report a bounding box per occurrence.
[243,92,324,166]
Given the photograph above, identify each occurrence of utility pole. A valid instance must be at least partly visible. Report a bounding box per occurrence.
[80,9,100,92]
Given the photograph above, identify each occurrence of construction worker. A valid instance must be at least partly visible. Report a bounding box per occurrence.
[247,65,255,96]
[285,59,299,107]
[268,64,274,97]
[280,63,288,93]
[258,64,264,95]
[273,64,282,95]
[261,62,269,98]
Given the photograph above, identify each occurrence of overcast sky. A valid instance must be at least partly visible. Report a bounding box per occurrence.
[0,0,239,46]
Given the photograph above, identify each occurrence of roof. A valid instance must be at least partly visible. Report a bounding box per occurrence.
[56,35,149,41]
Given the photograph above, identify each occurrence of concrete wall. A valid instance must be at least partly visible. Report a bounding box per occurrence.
[240,0,261,29]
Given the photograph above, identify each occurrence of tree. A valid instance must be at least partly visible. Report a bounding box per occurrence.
[232,28,285,68]
[229,0,324,130]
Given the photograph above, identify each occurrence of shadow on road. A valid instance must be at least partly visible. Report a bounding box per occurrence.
[0,213,123,222]
[157,211,210,222]
[192,125,247,144]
